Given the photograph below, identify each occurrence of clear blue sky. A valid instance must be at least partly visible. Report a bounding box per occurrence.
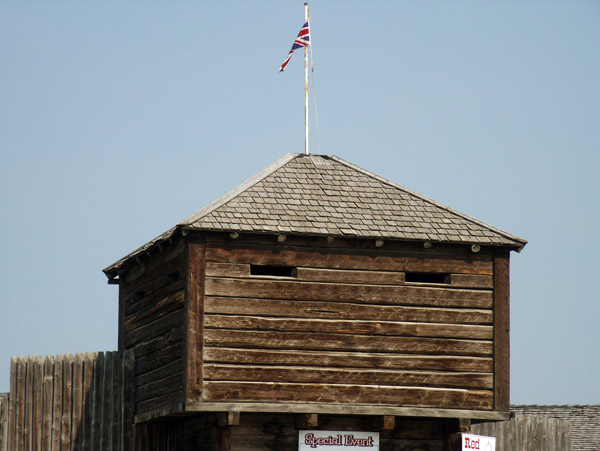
[1,1,599,404]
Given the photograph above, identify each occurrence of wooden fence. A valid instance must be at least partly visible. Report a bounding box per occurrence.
[0,393,8,449]
[1,352,573,451]
[472,414,571,450]
[0,352,134,451]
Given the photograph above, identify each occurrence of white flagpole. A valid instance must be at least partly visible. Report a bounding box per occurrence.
[304,2,309,155]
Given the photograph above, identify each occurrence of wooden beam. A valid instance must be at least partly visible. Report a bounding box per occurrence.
[205,243,494,274]
[121,349,135,449]
[217,411,240,427]
[205,277,493,309]
[205,348,493,373]
[295,413,319,429]
[373,415,395,430]
[182,402,510,421]
[118,276,126,353]
[204,315,494,340]
[493,250,510,411]
[185,239,206,401]
[216,426,231,451]
[204,329,493,357]
[459,418,471,432]
[203,364,493,390]
[205,297,493,325]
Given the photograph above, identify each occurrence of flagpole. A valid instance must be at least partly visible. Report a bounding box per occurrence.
[304,2,309,155]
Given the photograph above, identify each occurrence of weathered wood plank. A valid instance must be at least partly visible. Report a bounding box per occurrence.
[471,415,572,451]
[206,262,250,278]
[134,391,183,417]
[8,358,17,451]
[207,261,493,289]
[204,348,493,372]
[123,279,186,318]
[121,244,186,307]
[205,315,493,340]
[72,353,84,450]
[186,241,206,403]
[41,356,54,451]
[134,340,184,376]
[24,357,33,451]
[450,274,493,289]
[122,239,186,285]
[206,261,408,285]
[205,297,493,325]
[216,424,231,451]
[134,373,184,404]
[205,277,493,308]
[121,349,135,451]
[135,358,184,388]
[61,355,74,451]
[132,327,185,359]
[381,415,395,431]
[123,308,185,348]
[32,356,43,451]
[111,352,122,451]
[204,364,493,389]
[205,329,492,356]
[51,357,62,451]
[81,352,97,451]
[0,394,8,451]
[203,381,493,410]
[181,401,508,422]
[118,271,127,354]
[298,267,407,285]
[100,352,112,451]
[123,290,185,333]
[91,353,104,451]
[205,231,494,254]
[205,244,494,275]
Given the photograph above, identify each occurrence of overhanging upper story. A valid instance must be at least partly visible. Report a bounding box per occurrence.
[104,153,526,423]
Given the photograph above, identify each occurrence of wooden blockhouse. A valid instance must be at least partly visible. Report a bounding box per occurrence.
[103,153,526,449]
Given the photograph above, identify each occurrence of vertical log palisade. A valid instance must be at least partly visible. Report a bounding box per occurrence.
[103,153,526,450]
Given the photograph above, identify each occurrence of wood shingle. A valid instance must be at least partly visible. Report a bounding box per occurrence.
[181,153,525,246]
[104,153,526,279]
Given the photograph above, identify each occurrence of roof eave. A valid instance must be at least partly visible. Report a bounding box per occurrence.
[328,154,528,250]
[180,225,526,251]
[102,225,181,282]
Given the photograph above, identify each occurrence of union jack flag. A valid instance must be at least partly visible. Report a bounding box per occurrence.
[279,21,310,72]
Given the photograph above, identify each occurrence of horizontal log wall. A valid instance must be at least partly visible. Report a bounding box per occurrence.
[202,236,495,410]
[119,239,187,416]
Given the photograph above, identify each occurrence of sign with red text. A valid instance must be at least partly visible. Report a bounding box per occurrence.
[299,431,379,451]
[461,433,496,451]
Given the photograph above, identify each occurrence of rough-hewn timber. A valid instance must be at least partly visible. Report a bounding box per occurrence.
[197,234,500,413]
[118,238,187,417]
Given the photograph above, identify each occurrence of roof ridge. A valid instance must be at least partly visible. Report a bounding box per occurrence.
[179,153,298,226]
[328,154,527,249]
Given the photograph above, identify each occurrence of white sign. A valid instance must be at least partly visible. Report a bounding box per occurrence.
[299,430,379,451]
[461,433,496,451]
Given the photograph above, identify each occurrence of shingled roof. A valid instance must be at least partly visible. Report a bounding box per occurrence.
[104,153,526,277]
